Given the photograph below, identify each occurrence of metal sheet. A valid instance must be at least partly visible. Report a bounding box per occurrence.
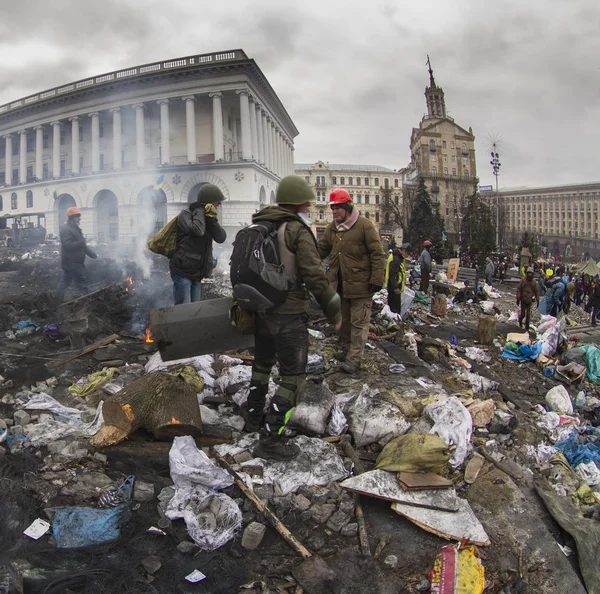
[149,297,254,361]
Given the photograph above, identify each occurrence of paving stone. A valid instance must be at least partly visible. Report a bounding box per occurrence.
[13,410,31,426]
[383,555,398,569]
[133,481,155,502]
[233,450,253,464]
[293,494,312,512]
[326,510,350,532]
[311,487,330,505]
[254,484,274,501]
[340,522,358,536]
[311,503,336,524]
[307,535,326,551]
[9,425,23,435]
[241,522,266,550]
[339,499,355,515]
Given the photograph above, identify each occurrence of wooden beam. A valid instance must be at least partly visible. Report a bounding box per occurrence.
[47,333,120,368]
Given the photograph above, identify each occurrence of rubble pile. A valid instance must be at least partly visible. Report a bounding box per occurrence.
[2,247,600,593]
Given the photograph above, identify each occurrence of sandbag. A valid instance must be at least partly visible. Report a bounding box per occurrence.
[148,217,178,257]
[375,433,451,473]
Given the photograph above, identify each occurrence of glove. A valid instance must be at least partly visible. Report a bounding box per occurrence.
[370,284,383,294]
[205,204,218,219]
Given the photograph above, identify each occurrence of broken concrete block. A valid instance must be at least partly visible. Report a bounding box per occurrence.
[253,484,274,502]
[326,510,350,532]
[293,494,312,512]
[289,380,336,434]
[341,522,358,537]
[233,450,253,464]
[3,418,13,427]
[93,453,108,464]
[311,487,330,505]
[467,399,496,427]
[13,410,31,426]
[241,522,266,550]
[311,503,336,524]
[133,481,155,502]
[9,425,23,435]
[383,555,399,569]
[464,454,485,484]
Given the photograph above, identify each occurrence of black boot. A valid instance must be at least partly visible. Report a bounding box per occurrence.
[245,384,266,433]
[253,435,300,461]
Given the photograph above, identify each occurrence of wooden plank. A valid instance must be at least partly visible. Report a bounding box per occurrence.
[341,469,459,512]
[47,333,120,368]
[398,472,453,491]
[392,498,490,546]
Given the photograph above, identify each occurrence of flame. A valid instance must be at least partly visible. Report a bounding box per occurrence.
[144,327,154,343]
[127,277,134,285]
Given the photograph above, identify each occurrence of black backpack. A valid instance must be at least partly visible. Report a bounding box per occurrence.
[230,220,293,311]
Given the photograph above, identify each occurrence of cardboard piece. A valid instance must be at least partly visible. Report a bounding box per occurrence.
[398,472,453,491]
[392,497,491,546]
[341,469,459,512]
[506,332,531,345]
[447,258,460,282]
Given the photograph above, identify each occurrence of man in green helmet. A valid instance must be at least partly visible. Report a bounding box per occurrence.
[247,176,342,461]
[170,184,227,304]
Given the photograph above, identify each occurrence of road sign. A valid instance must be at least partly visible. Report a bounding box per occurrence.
[479,185,493,192]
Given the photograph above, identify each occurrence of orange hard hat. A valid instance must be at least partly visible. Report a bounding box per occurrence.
[66,207,81,217]
[329,188,352,205]
[424,240,432,246]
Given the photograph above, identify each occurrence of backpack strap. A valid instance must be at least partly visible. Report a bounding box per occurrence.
[277,221,301,289]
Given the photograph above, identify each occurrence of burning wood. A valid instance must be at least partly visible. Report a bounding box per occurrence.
[144,327,154,343]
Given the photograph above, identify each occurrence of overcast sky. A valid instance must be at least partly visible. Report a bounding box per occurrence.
[1,0,598,189]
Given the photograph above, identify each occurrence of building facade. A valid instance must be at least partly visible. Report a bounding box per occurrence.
[294,161,403,242]
[0,49,297,243]
[497,181,600,258]
[405,60,477,245]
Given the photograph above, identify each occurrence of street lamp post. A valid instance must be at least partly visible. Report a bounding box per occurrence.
[490,145,501,247]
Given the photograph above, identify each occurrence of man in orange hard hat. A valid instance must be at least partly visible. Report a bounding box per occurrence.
[318,188,386,373]
[55,206,97,301]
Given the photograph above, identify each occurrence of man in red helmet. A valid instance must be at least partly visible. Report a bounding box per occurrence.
[56,206,97,301]
[318,189,386,373]
[419,240,433,294]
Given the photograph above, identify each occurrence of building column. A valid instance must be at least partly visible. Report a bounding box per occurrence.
[264,116,272,171]
[110,108,121,171]
[34,126,43,179]
[269,123,276,175]
[249,96,258,160]
[209,92,224,161]
[69,118,79,175]
[89,112,100,172]
[291,146,295,177]
[133,103,145,168]
[182,96,196,163]
[158,99,170,164]
[4,135,12,185]
[255,103,264,164]
[19,130,27,184]
[51,121,61,178]
[277,131,283,177]
[237,90,252,160]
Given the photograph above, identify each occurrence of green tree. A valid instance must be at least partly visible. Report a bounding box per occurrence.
[408,177,446,261]
[460,189,496,268]
[520,231,539,258]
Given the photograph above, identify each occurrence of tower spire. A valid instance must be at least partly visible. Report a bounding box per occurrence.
[426,54,436,88]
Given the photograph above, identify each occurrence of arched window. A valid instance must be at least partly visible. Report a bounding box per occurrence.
[394,179,398,188]
[0,195,3,211]
[464,169,469,178]
[385,213,390,224]
[462,142,467,151]
[429,139,436,150]
[319,210,324,221]
[11,192,17,210]
[26,190,33,208]
[365,211,370,219]
[432,166,437,175]
[375,212,380,223]
[384,178,389,189]
[374,178,379,186]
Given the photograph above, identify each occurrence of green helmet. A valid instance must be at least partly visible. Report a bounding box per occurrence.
[197,184,226,204]
[276,176,315,205]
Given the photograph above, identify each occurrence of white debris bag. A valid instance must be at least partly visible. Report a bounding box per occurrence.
[326,391,358,436]
[306,353,325,374]
[22,393,83,418]
[459,371,498,394]
[214,365,252,395]
[424,397,473,467]
[465,347,491,363]
[545,385,573,414]
[400,287,416,319]
[480,301,495,314]
[576,461,600,486]
[290,380,335,435]
[167,436,241,551]
[145,352,216,376]
[346,384,411,447]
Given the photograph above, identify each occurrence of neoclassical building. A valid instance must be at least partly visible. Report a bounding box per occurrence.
[404,59,477,245]
[496,181,600,258]
[0,49,297,243]
[294,161,403,242]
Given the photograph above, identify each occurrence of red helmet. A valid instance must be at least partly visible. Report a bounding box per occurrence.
[329,188,352,205]
[424,240,432,246]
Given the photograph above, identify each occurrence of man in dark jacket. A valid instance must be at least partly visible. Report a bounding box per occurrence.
[318,188,386,374]
[418,240,433,294]
[247,176,342,461]
[590,278,600,326]
[516,267,539,330]
[169,184,227,304]
[56,206,97,301]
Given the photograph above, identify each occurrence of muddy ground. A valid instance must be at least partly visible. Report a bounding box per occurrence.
[0,247,597,593]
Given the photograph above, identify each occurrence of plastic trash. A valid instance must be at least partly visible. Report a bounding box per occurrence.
[47,505,132,548]
[424,397,473,466]
[555,433,600,468]
[546,385,574,414]
[465,347,491,363]
[43,323,68,341]
[166,436,241,551]
[389,364,407,374]
[22,393,83,418]
[429,545,485,594]
[308,329,326,340]
[290,380,335,434]
[451,335,458,346]
[214,365,252,395]
[326,391,358,436]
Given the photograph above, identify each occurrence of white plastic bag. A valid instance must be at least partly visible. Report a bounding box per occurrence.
[326,391,358,436]
[400,287,416,319]
[424,397,473,466]
[214,365,252,395]
[545,385,573,414]
[465,347,491,363]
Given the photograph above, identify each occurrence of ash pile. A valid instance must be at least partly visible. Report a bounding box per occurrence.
[1,250,600,594]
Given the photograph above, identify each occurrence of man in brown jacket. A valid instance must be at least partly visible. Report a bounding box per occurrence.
[318,188,386,373]
[247,176,342,461]
[516,267,539,330]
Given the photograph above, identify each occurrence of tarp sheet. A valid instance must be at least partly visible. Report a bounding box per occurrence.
[502,341,543,361]
[581,344,600,384]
